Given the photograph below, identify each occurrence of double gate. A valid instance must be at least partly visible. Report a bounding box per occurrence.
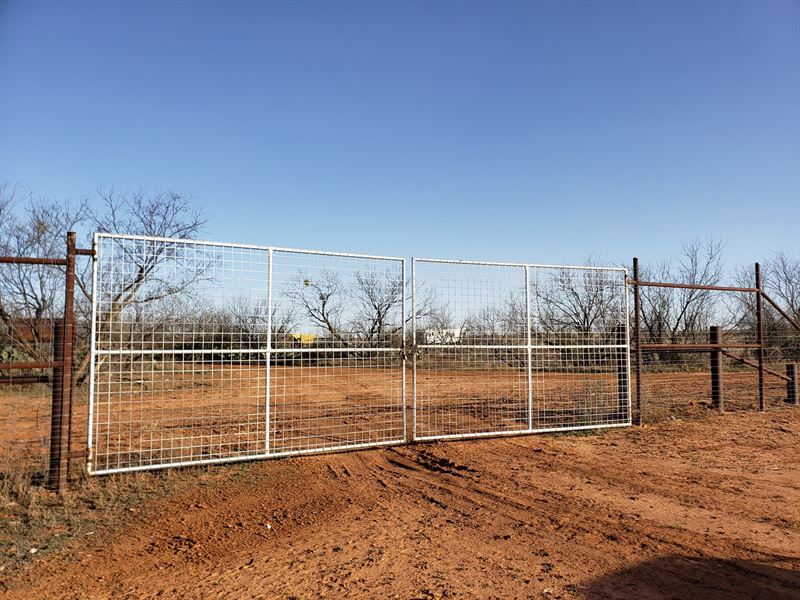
[88,234,629,474]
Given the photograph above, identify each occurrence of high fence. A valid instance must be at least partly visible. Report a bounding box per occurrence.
[411,259,630,440]
[1,232,797,491]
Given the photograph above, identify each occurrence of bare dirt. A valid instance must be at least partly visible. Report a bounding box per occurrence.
[2,408,799,599]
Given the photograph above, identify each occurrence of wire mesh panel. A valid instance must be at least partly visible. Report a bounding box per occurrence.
[530,266,630,431]
[269,249,405,456]
[90,235,272,473]
[89,235,404,474]
[412,260,528,439]
[412,258,630,441]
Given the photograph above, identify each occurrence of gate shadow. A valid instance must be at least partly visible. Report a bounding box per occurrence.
[581,554,800,599]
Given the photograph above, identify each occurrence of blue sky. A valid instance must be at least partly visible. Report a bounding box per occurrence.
[1,0,798,268]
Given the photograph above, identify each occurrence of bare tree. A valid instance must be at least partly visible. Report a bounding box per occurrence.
[639,239,725,344]
[226,295,297,348]
[287,271,347,343]
[0,184,89,364]
[764,251,800,321]
[352,271,404,344]
[72,188,207,382]
[535,257,623,342]
[731,251,800,364]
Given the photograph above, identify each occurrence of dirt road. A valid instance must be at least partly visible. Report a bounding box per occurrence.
[3,409,799,599]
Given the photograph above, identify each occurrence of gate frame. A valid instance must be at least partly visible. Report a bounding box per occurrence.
[410,256,632,442]
[87,232,407,475]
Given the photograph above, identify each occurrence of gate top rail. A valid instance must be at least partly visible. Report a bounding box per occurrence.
[412,256,627,272]
[95,232,404,262]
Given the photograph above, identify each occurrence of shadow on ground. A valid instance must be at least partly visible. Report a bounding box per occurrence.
[581,554,800,599]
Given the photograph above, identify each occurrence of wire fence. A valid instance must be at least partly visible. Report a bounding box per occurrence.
[631,264,800,423]
[1,232,797,485]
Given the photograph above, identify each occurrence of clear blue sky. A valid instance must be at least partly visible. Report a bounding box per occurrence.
[1,0,798,268]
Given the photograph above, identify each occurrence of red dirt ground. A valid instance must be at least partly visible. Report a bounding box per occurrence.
[2,408,799,599]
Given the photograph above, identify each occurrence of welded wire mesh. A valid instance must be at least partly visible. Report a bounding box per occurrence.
[412,259,630,440]
[269,249,405,455]
[89,235,405,473]
[0,262,61,481]
[633,284,800,422]
[90,236,272,472]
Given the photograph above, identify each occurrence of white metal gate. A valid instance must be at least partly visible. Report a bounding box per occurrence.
[88,234,405,474]
[411,258,631,440]
[87,233,630,475]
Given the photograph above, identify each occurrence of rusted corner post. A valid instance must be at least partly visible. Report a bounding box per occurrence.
[47,320,66,492]
[709,326,723,412]
[787,364,798,406]
[632,257,643,425]
[755,263,766,411]
[616,324,629,420]
[46,232,76,494]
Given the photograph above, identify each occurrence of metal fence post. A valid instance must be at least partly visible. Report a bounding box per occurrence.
[265,248,273,455]
[616,324,629,420]
[632,257,643,425]
[787,364,798,406]
[710,326,723,412]
[411,258,417,442]
[755,264,766,411]
[47,231,76,493]
[46,320,66,492]
[525,265,533,432]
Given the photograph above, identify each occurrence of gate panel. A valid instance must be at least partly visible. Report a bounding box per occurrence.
[89,235,272,473]
[412,258,630,441]
[89,235,404,474]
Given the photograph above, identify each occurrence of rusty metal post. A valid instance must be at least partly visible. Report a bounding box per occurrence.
[787,364,798,406]
[616,324,628,420]
[66,315,77,461]
[46,232,76,493]
[47,320,66,492]
[755,263,766,411]
[632,257,643,425]
[709,326,723,412]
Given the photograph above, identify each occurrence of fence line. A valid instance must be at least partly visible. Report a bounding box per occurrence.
[2,233,797,490]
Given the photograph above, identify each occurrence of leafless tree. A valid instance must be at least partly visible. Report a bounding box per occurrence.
[226,295,297,347]
[351,271,404,343]
[638,239,725,344]
[0,184,89,364]
[72,188,207,381]
[763,251,800,321]
[288,271,347,343]
[535,257,623,342]
[731,251,800,363]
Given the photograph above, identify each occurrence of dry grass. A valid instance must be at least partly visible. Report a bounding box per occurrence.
[0,451,251,578]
